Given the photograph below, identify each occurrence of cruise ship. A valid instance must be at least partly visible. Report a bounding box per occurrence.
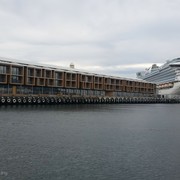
[136,57,180,96]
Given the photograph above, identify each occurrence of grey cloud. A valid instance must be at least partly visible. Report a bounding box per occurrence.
[0,0,180,78]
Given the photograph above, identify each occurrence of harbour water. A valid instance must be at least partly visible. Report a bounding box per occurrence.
[1,104,180,180]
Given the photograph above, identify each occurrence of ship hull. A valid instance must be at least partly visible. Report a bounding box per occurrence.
[158,82,180,97]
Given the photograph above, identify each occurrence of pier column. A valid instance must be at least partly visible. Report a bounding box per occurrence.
[12,86,16,96]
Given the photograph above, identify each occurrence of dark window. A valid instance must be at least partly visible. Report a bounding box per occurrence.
[11,76,20,83]
[0,66,6,74]
[12,67,20,75]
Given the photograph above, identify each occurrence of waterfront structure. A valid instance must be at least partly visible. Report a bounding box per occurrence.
[0,57,156,97]
[136,57,180,97]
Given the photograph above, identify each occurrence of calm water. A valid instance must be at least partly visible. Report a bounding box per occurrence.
[0,104,180,180]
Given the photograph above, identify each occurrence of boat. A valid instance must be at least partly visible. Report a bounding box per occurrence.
[136,57,180,97]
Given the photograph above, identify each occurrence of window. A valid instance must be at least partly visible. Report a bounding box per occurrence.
[87,76,92,82]
[72,74,76,80]
[46,70,51,78]
[11,76,20,83]
[0,66,6,74]
[28,69,34,76]
[55,73,60,79]
[35,69,41,77]
[12,67,20,75]
[0,75,6,82]
[28,78,34,84]
[105,78,111,84]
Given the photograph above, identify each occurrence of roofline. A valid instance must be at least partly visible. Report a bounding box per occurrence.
[0,56,153,83]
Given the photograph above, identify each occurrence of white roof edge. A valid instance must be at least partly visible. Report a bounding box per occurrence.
[0,57,154,83]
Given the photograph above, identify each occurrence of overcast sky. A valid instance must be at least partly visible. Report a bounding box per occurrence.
[0,0,180,78]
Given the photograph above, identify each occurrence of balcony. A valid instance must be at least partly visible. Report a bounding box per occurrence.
[28,68,34,77]
[11,76,23,84]
[0,74,7,83]
[0,66,6,74]
[11,67,23,76]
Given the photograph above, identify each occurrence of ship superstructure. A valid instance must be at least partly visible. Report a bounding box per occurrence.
[136,57,180,97]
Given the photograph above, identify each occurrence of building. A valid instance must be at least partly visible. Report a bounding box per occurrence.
[0,58,156,97]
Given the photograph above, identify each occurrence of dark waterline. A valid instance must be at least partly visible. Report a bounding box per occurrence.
[1,104,180,180]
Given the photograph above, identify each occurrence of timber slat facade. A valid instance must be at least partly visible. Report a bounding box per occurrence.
[0,58,156,97]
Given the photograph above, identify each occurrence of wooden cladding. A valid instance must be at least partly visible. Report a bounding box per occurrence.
[0,62,156,94]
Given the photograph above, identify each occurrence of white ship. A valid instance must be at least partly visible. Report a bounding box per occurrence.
[136,58,180,97]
